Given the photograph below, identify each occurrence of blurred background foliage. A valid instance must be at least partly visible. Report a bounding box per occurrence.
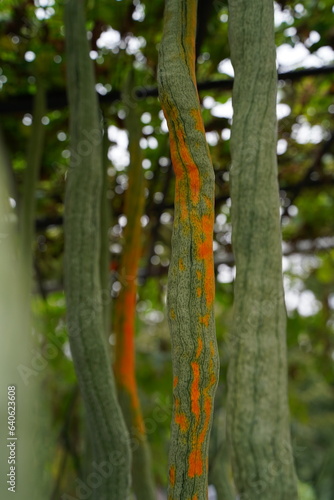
[0,0,333,498]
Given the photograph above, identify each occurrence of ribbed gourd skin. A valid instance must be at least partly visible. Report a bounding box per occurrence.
[158,0,220,498]
[64,1,131,499]
[227,1,298,499]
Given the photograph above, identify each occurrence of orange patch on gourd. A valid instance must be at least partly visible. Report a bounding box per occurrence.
[179,258,185,271]
[203,264,215,308]
[197,215,213,260]
[169,465,176,487]
[195,337,203,358]
[196,270,202,280]
[174,397,189,432]
[166,106,200,206]
[168,133,188,221]
[169,133,184,181]
[198,394,213,443]
[175,413,189,432]
[199,314,210,327]
[183,8,197,82]
[188,447,203,477]
[195,213,215,308]
[210,341,216,359]
[176,131,200,204]
[197,382,216,452]
[190,109,206,134]
[190,362,200,420]
[176,183,189,221]
[173,376,178,389]
[188,369,217,478]
[203,195,212,211]
[196,287,202,297]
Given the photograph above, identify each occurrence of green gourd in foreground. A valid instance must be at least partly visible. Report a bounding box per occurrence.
[227,1,298,499]
[64,1,131,498]
[158,0,220,497]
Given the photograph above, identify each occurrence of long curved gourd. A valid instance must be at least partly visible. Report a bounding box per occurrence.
[158,0,220,498]
[64,1,131,498]
[113,83,156,500]
[227,1,298,499]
